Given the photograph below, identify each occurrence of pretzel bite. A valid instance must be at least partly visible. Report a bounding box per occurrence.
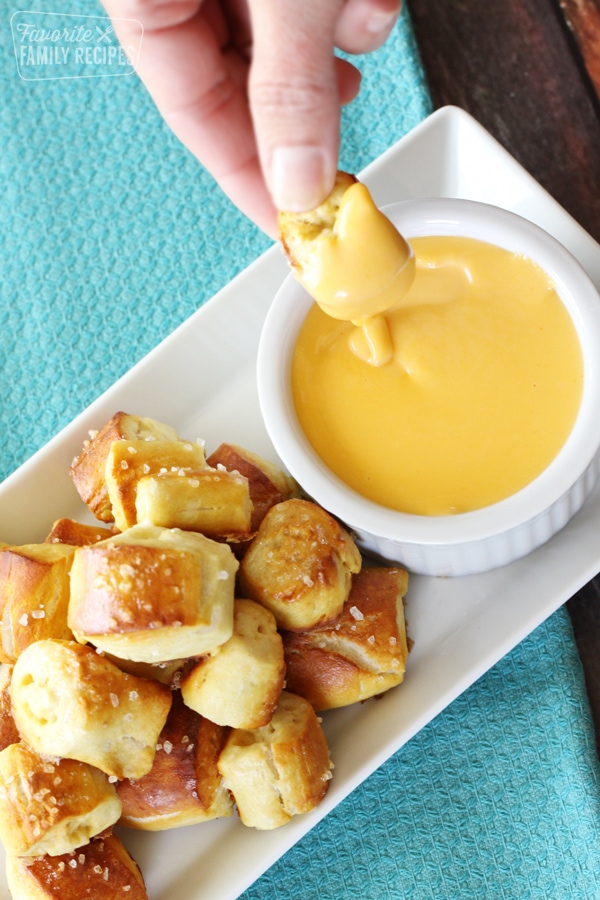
[68,525,237,663]
[0,543,75,664]
[105,439,207,532]
[239,499,361,630]
[0,663,20,750]
[0,742,121,857]
[117,693,233,830]
[217,691,332,829]
[5,831,148,899]
[278,170,357,290]
[206,443,300,532]
[135,467,252,537]
[282,566,409,710]
[44,518,114,547]
[181,599,285,729]
[10,640,172,780]
[70,412,182,523]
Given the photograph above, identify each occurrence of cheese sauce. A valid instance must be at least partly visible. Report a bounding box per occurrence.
[301,182,415,365]
[292,235,583,516]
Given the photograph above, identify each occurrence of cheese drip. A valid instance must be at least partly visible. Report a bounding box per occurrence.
[303,183,416,365]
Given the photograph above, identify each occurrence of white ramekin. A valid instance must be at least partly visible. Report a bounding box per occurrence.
[258,199,600,576]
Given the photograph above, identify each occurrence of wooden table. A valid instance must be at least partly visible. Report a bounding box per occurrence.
[408,0,600,749]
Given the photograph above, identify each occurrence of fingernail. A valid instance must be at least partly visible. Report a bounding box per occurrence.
[365,10,398,34]
[270,146,333,212]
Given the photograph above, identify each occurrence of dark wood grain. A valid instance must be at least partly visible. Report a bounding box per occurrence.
[558,0,600,98]
[407,0,600,244]
[407,0,600,751]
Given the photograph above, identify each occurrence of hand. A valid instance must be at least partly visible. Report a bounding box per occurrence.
[100,0,401,236]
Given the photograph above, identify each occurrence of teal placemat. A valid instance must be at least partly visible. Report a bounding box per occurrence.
[2,2,600,898]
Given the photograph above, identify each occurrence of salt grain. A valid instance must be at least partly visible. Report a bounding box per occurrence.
[349,606,364,621]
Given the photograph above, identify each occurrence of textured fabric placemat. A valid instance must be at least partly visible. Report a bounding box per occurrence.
[2,2,600,898]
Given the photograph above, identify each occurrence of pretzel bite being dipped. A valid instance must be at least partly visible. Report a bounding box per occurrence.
[68,524,238,663]
[69,412,184,523]
[278,170,358,295]
[239,499,361,631]
[10,640,172,780]
[282,566,409,710]
[0,742,121,857]
[0,542,76,664]
[5,831,148,899]
[217,691,332,830]
[181,599,285,729]
[117,693,233,831]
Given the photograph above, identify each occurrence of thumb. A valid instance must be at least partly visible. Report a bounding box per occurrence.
[248,0,345,212]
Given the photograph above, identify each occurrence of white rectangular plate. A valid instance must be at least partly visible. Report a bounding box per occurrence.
[2,106,600,900]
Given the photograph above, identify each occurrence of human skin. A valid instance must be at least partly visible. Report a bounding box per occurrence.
[100,0,401,236]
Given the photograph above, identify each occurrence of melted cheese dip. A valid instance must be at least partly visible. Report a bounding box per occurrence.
[292,235,583,515]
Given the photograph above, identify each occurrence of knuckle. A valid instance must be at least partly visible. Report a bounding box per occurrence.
[250,76,332,120]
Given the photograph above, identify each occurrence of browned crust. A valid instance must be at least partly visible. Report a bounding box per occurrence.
[239,499,361,631]
[5,831,148,899]
[44,519,115,547]
[69,543,202,635]
[69,412,132,523]
[0,544,76,664]
[0,742,121,857]
[0,663,19,751]
[281,566,409,710]
[206,443,300,532]
[116,693,232,830]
